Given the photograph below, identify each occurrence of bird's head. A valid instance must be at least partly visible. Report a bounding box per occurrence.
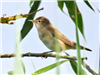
[28,16,51,29]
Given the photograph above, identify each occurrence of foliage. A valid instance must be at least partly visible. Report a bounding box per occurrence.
[0,0,99,75]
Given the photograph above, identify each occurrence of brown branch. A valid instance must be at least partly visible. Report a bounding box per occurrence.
[0,52,87,60]
[0,7,44,24]
[0,52,98,75]
[82,60,98,75]
[28,7,44,16]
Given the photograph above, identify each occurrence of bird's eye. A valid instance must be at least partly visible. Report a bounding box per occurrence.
[38,20,41,23]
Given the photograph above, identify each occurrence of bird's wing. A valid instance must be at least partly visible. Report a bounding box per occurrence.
[47,25,75,47]
[57,29,75,47]
[47,25,92,51]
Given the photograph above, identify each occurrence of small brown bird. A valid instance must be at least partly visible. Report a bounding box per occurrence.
[28,16,92,52]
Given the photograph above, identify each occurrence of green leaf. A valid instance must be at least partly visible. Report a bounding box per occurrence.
[30,0,34,7]
[76,26,82,75]
[57,1,67,15]
[21,59,26,74]
[84,1,94,11]
[70,59,87,75]
[64,1,85,39]
[8,60,26,75]
[74,2,81,74]
[8,71,13,75]
[65,52,87,75]
[91,2,100,13]
[20,1,41,41]
[57,0,64,12]
[13,23,23,74]
[32,60,68,75]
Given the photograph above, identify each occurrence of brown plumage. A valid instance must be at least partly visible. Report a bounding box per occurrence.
[28,16,92,52]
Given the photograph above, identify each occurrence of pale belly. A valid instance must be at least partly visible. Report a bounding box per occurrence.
[39,35,55,51]
[39,34,69,51]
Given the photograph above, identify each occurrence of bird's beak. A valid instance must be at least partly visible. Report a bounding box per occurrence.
[28,20,34,22]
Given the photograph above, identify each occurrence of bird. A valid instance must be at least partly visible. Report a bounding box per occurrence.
[28,16,92,52]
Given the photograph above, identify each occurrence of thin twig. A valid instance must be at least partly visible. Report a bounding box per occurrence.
[82,60,98,75]
[0,52,98,75]
[28,7,44,16]
[0,52,87,60]
[0,7,44,24]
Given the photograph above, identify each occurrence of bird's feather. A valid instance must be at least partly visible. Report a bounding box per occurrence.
[47,25,73,47]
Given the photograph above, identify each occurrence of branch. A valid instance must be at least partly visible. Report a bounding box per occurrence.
[0,7,44,24]
[82,60,98,75]
[0,52,98,75]
[0,52,87,60]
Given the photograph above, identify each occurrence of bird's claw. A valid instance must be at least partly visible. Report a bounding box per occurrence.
[40,51,53,59]
[41,52,48,59]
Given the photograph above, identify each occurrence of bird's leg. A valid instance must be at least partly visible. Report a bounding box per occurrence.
[55,50,64,60]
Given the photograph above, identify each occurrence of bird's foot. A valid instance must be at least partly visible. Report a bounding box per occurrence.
[41,51,53,58]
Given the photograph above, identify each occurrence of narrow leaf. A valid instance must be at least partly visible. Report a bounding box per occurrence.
[74,1,83,75]
[20,1,41,41]
[58,1,64,11]
[30,0,34,7]
[8,71,13,75]
[8,60,26,74]
[32,60,68,75]
[21,59,26,74]
[64,1,85,39]
[76,26,82,75]
[84,1,94,11]
[57,0,66,14]
[70,59,87,75]
[65,52,87,75]
[91,2,100,13]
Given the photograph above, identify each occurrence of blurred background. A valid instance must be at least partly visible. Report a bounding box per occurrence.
[0,0,99,74]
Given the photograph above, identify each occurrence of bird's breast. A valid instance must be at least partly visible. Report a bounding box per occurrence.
[38,28,55,50]
[37,27,71,51]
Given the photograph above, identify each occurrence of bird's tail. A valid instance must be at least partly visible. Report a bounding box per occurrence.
[80,45,92,51]
[71,42,92,51]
